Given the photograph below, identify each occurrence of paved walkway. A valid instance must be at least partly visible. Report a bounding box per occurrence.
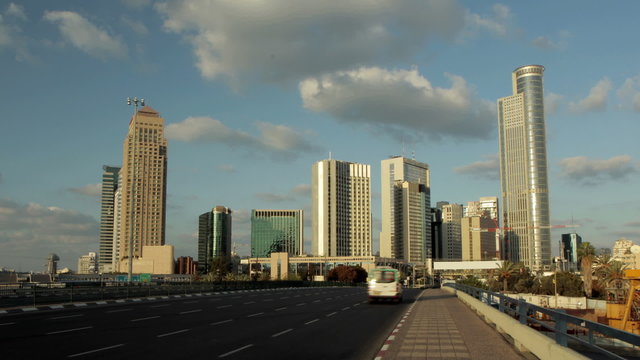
[377,288,525,360]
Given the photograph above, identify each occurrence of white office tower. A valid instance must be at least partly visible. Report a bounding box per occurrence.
[380,157,431,263]
[442,203,463,260]
[312,159,372,256]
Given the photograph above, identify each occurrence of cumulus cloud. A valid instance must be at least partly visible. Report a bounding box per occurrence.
[300,66,495,141]
[617,75,640,112]
[545,92,564,116]
[531,31,570,50]
[464,3,512,37]
[453,154,499,180]
[166,116,318,159]
[68,183,102,197]
[44,11,127,59]
[121,16,148,36]
[0,199,98,271]
[569,78,612,113]
[6,3,26,20]
[558,155,638,186]
[155,0,465,85]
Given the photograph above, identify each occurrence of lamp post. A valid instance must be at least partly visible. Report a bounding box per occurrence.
[126,97,144,284]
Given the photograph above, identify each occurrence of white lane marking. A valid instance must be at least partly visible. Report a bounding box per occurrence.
[151,304,170,308]
[179,309,202,315]
[74,303,87,307]
[353,303,360,307]
[50,305,64,309]
[115,300,125,303]
[305,319,319,325]
[312,300,320,303]
[326,312,337,317]
[211,319,233,326]
[341,307,350,311]
[381,344,389,351]
[106,308,133,313]
[296,303,305,306]
[243,301,255,305]
[22,307,38,312]
[0,322,15,326]
[275,307,287,311]
[51,314,84,320]
[217,305,232,309]
[47,326,93,335]
[67,344,124,358]
[271,329,293,337]
[157,328,191,338]
[131,316,160,322]
[96,301,107,305]
[247,312,263,317]
[218,344,253,358]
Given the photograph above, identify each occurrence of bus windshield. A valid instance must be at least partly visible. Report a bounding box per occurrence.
[372,270,397,283]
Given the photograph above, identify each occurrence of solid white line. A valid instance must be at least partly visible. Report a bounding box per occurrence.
[67,344,124,358]
[131,316,160,322]
[179,309,202,315]
[157,328,191,338]
[305,319,319,325]
[217,305,232,309]
[0,322,15,326]
[47,326,93,335]
[272,329,293,337]
[326,312,337,317]
[106,308,133,313]
[275,307,287,311]
[151,304,170,308]
[211,319,233,326]
[219,344,253,358]
[247,312,263,317]
[51,314,84,320]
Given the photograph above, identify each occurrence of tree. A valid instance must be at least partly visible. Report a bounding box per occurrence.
[327,265,368,283]
[578,242,596,297]
[497,261,517,292]
[209,256,231,281]
[597,259,626,289]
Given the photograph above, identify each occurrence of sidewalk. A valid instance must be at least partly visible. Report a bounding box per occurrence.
[376,288,524,360]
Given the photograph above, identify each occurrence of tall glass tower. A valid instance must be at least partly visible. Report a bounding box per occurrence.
[198,206,232,274]
[251,209,303,257]
[98,165,120,273]
[498,65,551,271]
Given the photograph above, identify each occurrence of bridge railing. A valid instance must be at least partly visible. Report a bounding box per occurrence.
[448,283,640,360]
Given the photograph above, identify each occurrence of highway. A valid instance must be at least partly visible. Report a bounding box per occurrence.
[0,286,421,359]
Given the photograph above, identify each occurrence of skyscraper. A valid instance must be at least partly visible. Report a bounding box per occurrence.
[380,157,431,263]
[119,106,168,271]
[561,233,582,271]
[98,165,120,273]
[312,159,371,256]
[198,206,232,274]
[251,209,303,257]
[441,203,463,260]
[498,65,551,270]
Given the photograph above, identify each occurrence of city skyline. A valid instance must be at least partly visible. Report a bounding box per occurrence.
[1,1,639,271]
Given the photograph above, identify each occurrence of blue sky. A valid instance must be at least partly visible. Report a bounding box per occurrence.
[1,0,638,272]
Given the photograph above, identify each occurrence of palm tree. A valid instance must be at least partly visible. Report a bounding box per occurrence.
[578,242,596,297]
[598,260,626,289]
[497,261,517,292]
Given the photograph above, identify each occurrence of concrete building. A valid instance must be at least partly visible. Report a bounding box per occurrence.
[98,166,120,273]
[251,209,303,257]
[441,203,463,260]
[612,238,640,269]
[112,185,122,272]
[431,207,443,259]
[198,206,232,274]
[380,157,431,263]
[77,252,97,274]
[175,256,197,275]
[461,216,496,261]
[119,245,174,274]
[312,159,372,257]
[465,197,500,259]
[498,65,552,271]
[118,106,168,271]
[561,233,582,271]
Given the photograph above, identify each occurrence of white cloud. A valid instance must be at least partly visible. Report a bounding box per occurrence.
[155,0,465,85]
[569,78,612,113]
[464,3,511,37]
[558,155,638,186]
[300,66,495,141]
[68,183,102,197]
[617,75,640,112]
[6,3,26,20]
[44,11,127,59]
[0,199,98,271]
[544,92,564,116]
[531,36,557,49]
[121,16,148,36]
[218,164,236,173]
[292,184,311,196]
[165,116,318,159]
[453,154,499,180]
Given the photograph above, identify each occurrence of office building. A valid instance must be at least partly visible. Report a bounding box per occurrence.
[430,207,443,259]
[465,196,500,259]
[251,209,303,257]
[77,252,97,274]
[312,159,372,256]
[198,206,232,274]
[498,65,551,270]
[561,233,582,271]
[175,256,197,275]
[380,156,431,263]
[441,203,463,260]
[118,106,168,271]
[461,216,496,261]
[98,165,120,273]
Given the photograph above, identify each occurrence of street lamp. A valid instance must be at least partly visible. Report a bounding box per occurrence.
[126,97,145,284]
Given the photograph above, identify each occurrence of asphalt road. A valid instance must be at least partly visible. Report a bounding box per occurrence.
[0,286,421,359]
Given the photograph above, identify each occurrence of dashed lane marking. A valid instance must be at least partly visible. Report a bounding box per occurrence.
[157,328,191,338]
[47,326,93,335]
[271,328,293,337]
[218,344,253,358]
[50,314,84,320]
[247,312,263,317]
[179,309,202,315]
[305,319,319,325]
[211,319,233,326]
[106,308,133,313]
[131,316,160,322]
[67,344,124,358]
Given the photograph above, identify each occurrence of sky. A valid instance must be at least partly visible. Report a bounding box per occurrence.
[1,0,639,272]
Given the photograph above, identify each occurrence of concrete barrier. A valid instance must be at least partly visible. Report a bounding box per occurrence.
[442,286,588,360]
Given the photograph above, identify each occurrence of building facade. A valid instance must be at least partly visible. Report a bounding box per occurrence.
[465,196,500,259]
[198,206,232,274]
[98,165,120,273]
[251,209,303,257]
[77,252,97,274]
[118,106,168,272]
[498,65,551,270]
[441,203,463,260]
[380,157,431,263]
[312,159,372,257]
[175,256,197,275]
[461,216,496,261]
[561,233,582,271]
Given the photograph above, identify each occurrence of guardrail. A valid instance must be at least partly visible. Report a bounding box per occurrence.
[0,281,358,309]
[447,283,640,360]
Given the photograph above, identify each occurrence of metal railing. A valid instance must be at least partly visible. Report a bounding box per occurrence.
[448,283,640,360]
